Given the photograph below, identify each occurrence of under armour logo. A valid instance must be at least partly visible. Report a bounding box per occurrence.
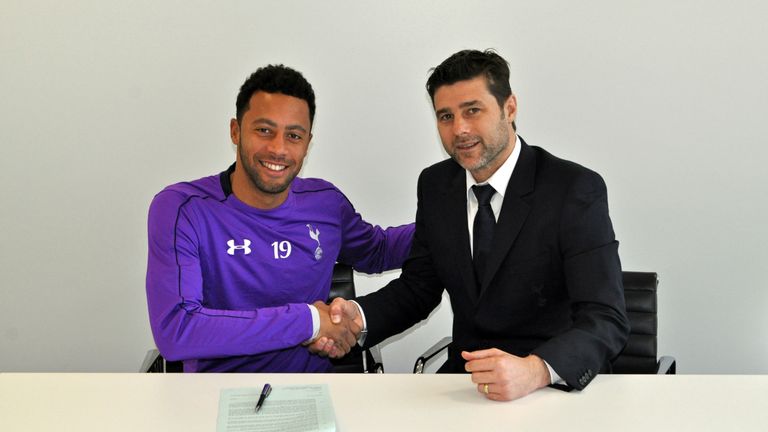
[227,239,252,255]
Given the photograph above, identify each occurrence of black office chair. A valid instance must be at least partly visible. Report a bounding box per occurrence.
[612,271,676,374]
[413,271,676,375]
[327,263,384,373]
[141,263,383,373]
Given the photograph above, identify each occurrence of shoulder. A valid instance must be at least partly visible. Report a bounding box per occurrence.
[523,145,608,205]
[528,144,604,187]
[290,177,340,195]
[418,158,463,186]
[291,177,356,208]
[150,173,225,214]
[291,177,362,218]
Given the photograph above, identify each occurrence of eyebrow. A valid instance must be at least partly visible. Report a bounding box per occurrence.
[285,124,308,134]
[435,100,483,116]
[459,100,482,109]
[250,118,308,134]
[250,118,278,128]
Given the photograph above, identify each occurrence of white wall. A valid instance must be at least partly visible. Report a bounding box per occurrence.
[1,0,766,374]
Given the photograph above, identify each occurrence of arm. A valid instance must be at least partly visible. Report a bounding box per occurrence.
[311,173,443,354]
[531,170,630,389]
[145,190,355,361]
[352,173,445,347]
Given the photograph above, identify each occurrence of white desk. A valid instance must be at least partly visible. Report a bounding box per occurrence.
[1,373,766,431]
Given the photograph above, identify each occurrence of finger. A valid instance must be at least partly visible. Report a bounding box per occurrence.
[347,319,361,335]
[306,336,328,353]
[461,348,503,361]
[340,329,357,351]
[329,298,347,324]
[342,301,359,320]
[321,338,335,353]
[464,356,498,373]
[335,340,350,356]
[469,371,496,384]
[317,337,335,354]
[330,346,346,359]
[476,383,498,397]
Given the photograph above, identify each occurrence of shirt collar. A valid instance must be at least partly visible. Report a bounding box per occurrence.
[465,134,521,199]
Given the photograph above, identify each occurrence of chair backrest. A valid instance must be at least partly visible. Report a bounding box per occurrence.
[326,263,383,373]
[611,271,659,374]
[329,263,355,301]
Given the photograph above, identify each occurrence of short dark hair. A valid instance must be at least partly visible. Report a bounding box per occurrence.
[426,49,512,109]
[235,64,316,127]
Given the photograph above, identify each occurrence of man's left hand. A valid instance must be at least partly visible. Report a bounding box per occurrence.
[462,349,550,401]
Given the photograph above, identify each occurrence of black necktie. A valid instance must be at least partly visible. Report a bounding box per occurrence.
[472,184,496,287]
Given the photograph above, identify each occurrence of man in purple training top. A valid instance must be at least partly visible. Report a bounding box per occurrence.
[145,65,414,372]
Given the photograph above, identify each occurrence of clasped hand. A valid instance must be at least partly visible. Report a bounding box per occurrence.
[307,299,363,358]
[463,349,551,401]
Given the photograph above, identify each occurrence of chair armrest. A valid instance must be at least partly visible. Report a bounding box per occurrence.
[656,356,676,374]
[413,337,452,373]
[141,349,162,373]
[366,345,384,373]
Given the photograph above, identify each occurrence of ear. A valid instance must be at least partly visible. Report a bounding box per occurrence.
[504,93,518,125]
[230,118,240,146]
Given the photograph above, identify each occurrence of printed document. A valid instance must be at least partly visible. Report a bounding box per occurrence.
[217,384,336,432]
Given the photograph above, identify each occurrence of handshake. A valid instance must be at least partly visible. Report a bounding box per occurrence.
[307,298,364,358]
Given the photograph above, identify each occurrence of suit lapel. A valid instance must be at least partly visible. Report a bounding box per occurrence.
[441,165,479,302]
[480,140,536,293]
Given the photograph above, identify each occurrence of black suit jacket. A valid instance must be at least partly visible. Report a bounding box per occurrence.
[356,139,630,390]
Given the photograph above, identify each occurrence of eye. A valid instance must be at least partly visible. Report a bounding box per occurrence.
[466,107,481,115]
[287,133,304,142]
[255,127,273,136]
[438,113,453,122]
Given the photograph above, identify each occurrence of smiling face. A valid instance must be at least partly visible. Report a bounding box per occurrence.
[433,75,517,183]
[230,91,312,209]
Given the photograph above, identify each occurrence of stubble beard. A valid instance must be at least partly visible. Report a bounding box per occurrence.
[452,116,511,174]
[238,140,298,195]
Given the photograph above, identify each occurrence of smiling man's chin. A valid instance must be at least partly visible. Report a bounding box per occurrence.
[253,174,296,195]
[241,160,296,196]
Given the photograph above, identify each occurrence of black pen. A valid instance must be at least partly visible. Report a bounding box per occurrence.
[255,383,272,413]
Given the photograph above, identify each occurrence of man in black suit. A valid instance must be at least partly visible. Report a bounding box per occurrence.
[317,49,630,401]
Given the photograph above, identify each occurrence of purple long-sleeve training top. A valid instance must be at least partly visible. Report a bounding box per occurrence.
[146,165,414,372]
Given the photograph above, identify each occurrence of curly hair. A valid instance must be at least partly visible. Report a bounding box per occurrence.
[235,64,316,127]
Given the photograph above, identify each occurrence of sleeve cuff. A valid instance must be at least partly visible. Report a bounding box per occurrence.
[350,300,368,346]
[542,359,564,385]
[305,304,320,343]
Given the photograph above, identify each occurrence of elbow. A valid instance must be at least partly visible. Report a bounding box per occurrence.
[154,336,186,362]
[149,304,198,362]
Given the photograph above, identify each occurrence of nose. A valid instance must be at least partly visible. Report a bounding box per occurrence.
[452,116,470,137]
[266,134,288,156]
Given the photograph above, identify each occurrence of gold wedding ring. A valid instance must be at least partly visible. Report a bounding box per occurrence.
[483,384,489,395]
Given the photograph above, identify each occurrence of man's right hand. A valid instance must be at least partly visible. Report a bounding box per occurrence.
[308,298,363,358]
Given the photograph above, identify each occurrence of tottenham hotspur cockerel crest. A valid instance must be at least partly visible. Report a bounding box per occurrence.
[306,224,322,260]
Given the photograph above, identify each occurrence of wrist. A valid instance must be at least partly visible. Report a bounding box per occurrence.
[527,354,551,389]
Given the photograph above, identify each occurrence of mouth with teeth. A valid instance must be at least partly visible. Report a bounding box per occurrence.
[260,160,288,172]
[455,138,481,152]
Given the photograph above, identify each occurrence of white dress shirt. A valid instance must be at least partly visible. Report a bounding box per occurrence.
[464,135,562,384]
